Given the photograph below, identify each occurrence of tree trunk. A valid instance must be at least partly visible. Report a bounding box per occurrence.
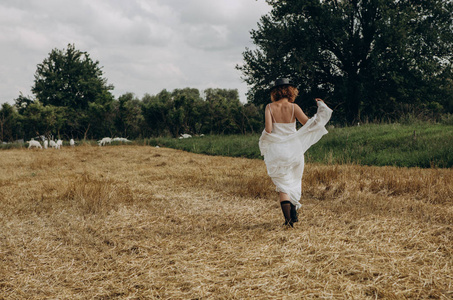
[83,124,90,141]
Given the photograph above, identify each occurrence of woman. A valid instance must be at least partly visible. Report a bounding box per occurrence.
[259,78,333,227]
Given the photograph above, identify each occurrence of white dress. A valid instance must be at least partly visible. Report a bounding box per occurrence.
[259,101,333,210]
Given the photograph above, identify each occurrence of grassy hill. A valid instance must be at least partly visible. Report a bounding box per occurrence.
[144,123,453,168]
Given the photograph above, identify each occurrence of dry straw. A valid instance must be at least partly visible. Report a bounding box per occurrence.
[0,145,452,299]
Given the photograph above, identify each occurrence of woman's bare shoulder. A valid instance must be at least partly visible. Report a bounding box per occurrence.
[293,103,303,111]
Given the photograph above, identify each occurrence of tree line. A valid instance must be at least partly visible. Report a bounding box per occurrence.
[0,88,263,142]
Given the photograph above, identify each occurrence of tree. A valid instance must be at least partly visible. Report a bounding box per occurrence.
[33,44,114,110]
[0,103,20,142]
[141,88,260,136]
[31,44,115,138]
[142,90,172,137]
[171,88,204,135]
[233,103,262,134]
[204,88,242,134]
[18,101,67,139]
[113,93,144,139]
[238,0,453,124]
[142,88,207,137]
[14,93,34,115]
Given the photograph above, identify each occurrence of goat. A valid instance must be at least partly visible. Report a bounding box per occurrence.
[27,140,42,149]
[112,137,130,143]
[56,139,63,149]
[98,137,112,146]
[179,134,192,139]
[70,139,75,147]
[44,140,48,149]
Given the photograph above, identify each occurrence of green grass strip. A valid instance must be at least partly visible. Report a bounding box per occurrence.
[143,123,453,168]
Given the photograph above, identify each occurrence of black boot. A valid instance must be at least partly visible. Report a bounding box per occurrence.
[290,203,298,223]
[280,201,293,227]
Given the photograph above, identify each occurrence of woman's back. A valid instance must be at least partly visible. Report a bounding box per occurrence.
[265,98,309,134]
[269,101,295,123]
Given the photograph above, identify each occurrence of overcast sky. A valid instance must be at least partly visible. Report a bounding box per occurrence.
[0,0,271,105]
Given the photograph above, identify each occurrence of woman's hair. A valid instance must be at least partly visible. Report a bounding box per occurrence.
[270,85,299,102]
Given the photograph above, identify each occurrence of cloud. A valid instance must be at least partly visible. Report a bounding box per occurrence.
[0,0,271,104]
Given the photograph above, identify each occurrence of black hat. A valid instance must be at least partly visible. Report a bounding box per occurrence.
[270,78,295,91]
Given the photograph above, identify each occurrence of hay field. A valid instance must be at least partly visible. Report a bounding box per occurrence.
[0,145,452,299]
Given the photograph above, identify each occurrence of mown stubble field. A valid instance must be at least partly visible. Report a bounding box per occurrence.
[0,145,452,299]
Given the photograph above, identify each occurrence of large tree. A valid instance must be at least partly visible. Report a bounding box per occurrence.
[33,44,114,110]
[32,44,115,138]
[238,0,453,124]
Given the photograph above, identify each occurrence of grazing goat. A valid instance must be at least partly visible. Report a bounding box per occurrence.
[179,134,192,139]
[49,140,57,148]
[98,137,112,146]
[44,140,48,149]
[56,139,63,149]
[27,140,42,149]
[112,137,130,143]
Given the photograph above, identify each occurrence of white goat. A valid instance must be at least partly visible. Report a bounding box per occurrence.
[56,139,63,149]
[70,139,75,147]
[27,140,42,149]
[49,140,57,148]
[98,137,112,146]
[179,134,192,139]
[43,140,48,149]
[112,137,130,143]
